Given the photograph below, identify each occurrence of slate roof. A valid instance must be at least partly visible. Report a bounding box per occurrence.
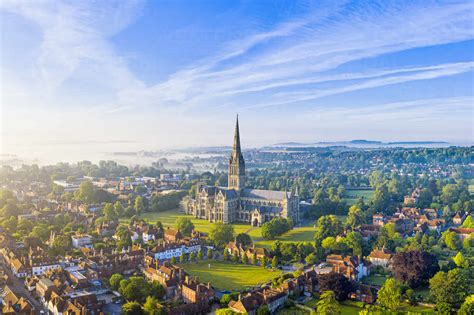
[241,189,288,200]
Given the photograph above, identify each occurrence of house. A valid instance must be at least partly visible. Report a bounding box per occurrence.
[372,214,386,227]
[0,285,35,315]
[449,227,474,241]
[151,240,201,261]
[143,263,184,298]
[36,278,56,300]
[71,235,93,249]
[452,212,466,225]
[229,287,287,315]
[181,277,214,304]
[164,228,183,242]
[226,242,268,260]
[404,188,420,206]
[10,259,28,278]
[350,282,378,304]
[326,255,370,281]
[368,247,393,268]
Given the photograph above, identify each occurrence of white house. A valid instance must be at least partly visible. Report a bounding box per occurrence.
[71,234,93,249]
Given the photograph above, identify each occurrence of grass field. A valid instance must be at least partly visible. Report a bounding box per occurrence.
[177,260,281,291]
[120,209,252,234]
[361,275,387,287]
[126,208,318,248]
[343,188,374,205]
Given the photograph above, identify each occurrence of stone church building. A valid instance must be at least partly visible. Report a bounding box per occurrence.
[182,117,299,226]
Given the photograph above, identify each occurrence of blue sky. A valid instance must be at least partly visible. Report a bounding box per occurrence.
[1,0,473,159]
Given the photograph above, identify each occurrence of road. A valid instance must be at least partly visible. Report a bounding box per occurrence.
[1,262,46,314]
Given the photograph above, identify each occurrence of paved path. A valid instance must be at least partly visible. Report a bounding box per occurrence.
[1,262,46,313]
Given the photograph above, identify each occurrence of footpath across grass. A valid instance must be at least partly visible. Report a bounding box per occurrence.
[177,260,282,291]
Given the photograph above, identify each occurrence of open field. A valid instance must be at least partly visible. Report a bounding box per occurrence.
[126,208,318,248]
[120,209,252,234]
[177,260,281,291]
[361,275,387,287]
[343,188,374,205]
[250,226,316,249]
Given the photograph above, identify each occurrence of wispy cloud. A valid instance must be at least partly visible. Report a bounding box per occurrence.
[141,1,474,111]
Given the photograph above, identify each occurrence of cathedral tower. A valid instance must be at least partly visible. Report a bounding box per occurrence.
[228,115,245,190]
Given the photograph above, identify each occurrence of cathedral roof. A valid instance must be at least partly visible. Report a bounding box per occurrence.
[241,189,288,200]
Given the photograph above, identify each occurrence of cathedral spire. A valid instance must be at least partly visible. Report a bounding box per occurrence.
[229,114,245,191]
[233,114,241,157]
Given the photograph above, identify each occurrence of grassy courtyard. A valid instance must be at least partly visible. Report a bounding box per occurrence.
[343,188,374,205]
[177,260,282,291]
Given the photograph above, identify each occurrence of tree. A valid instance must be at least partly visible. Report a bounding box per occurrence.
[122,301,143,315]
[52,235,72,255]
[189,252,196,262]
[458,295,474,315]
[242,253,248,264]
[342,232,364,256]
[143,296,164,315]
[390,251,439,287]
[76,180,95,203]
[114,201,125,217]
[207,248,213,259]
[223,249,229,261]
[377,278,402,311]
[176,217,194,236]
[197,249,203,261]
[180,253,185,263]
[261,256,268,268]
[109,274,123,291]
[252,252,257,265]
[271,256,278,269]
[30,225,49,241]
[120,277,152,303]
[256,305,270,315]
[134,196,145,215]
[261,218,293,240]
[461,215,474,228]
[103,203,117,221]
[314,215,343,245]
[322,237,337,251]
[430,269,469,310]
[453,251,469,268]
[317,291,340,315]
[305,253,317,265]
[444,231,462,250]
[346,205,365,229]
[232,251,239,263]
[236,233,252,246]
[209,223,235,247]
[317,272,351,301]
[220,294,232,307]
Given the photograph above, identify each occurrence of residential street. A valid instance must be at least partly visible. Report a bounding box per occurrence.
[1,262,46,313]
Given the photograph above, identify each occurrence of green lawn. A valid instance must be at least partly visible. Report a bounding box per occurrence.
[251,226,316,249]
[361,275,387,287]
[177,260,281,291]
[126,208,317,249]
[343,189,374,205]
[121,209,252,234]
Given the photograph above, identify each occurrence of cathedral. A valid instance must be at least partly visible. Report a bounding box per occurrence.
[182,117,299,226]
